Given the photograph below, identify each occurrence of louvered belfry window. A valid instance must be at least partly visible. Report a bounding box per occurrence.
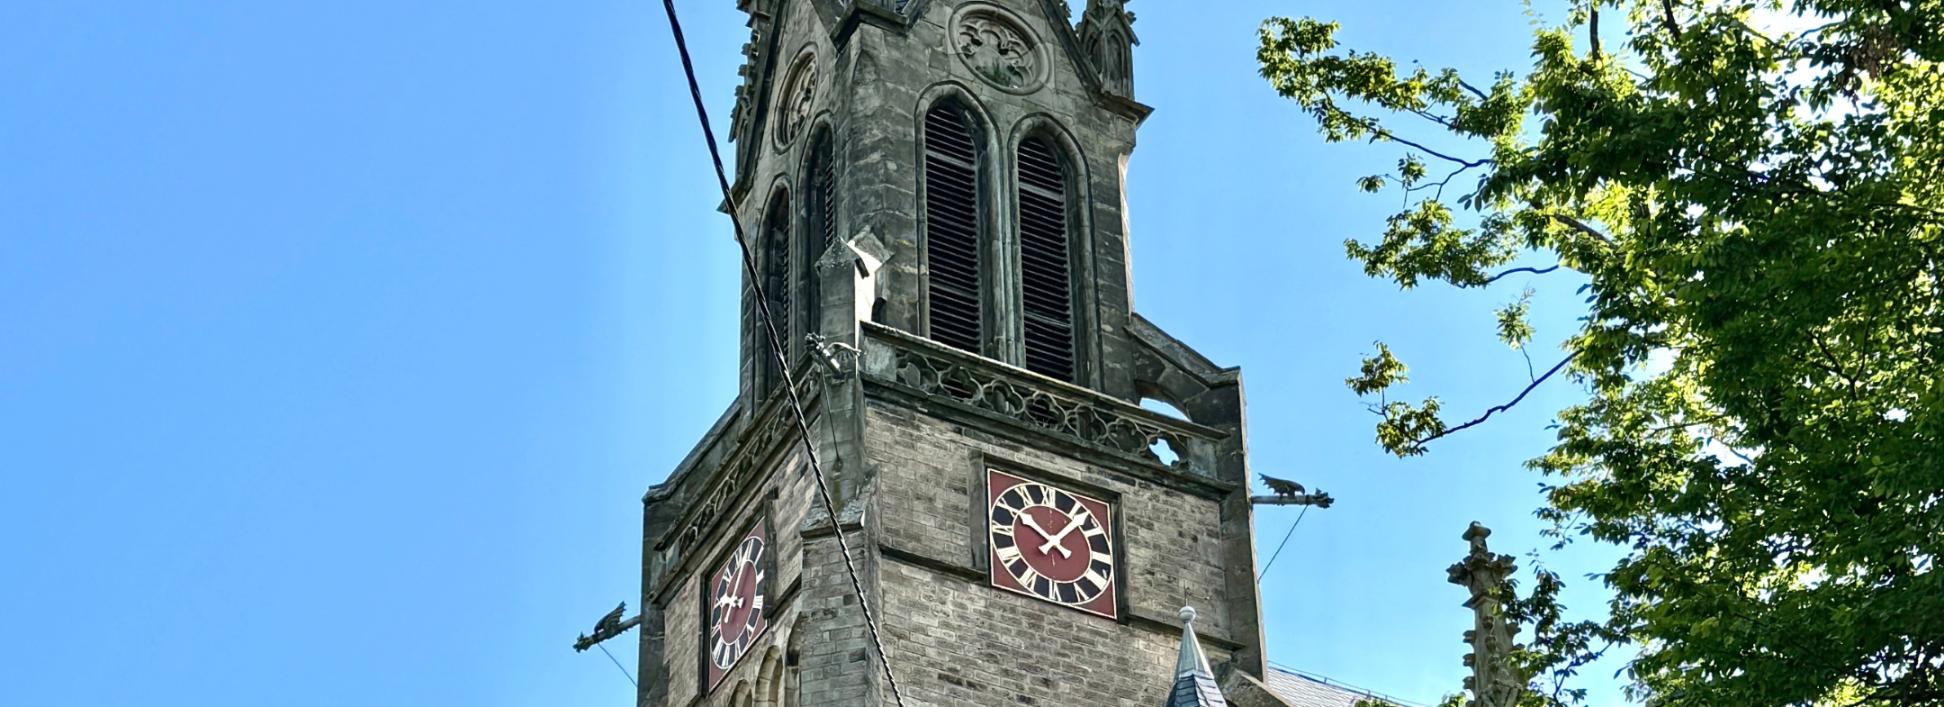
[1017,136,1077,381]
[923,101,985,355]
[805,129,836,336]
[759,191,793,392]
[921,101,987,355]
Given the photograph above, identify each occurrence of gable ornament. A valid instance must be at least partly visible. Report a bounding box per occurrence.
[951,7,1045,94]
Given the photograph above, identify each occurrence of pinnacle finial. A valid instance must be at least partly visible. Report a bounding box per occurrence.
[1179,605,1198,625]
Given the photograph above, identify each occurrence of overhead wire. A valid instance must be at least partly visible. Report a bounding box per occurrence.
[652,0,909,704]
[1257,504,1310,583]
[598,643,639,689]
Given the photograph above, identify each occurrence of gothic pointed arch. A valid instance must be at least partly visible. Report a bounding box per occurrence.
[758,186,794,395]
[1014,127,1082,382]
[919,91,993,356]
[802,123,837,337]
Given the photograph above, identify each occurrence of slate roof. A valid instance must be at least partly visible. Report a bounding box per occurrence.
[1163,607,1228,707]
[1263,667,1419,707]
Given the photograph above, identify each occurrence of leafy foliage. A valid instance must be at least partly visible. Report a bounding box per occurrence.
[1261,1,1944,704]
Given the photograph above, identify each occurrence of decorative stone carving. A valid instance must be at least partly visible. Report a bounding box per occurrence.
[774,53,818,148]
[727,13,770,147]
[951,8,1044,93]
[862,325,1216,473]
[654,380,815,590]
[1077,0,1139,98]
[1448,522,1527,707]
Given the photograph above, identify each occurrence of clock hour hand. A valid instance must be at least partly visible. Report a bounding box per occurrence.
[1017,513,1074,558]
[1037,515,1087,556]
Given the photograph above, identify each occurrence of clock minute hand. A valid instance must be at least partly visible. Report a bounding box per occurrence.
[1037,515,1086,556]
[717,561,749,610]
[1017,513,1073,558]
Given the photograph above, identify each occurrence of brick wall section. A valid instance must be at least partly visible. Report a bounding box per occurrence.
[879,556,1229,706]
[794,529,885,705]
[867,398,1236,640]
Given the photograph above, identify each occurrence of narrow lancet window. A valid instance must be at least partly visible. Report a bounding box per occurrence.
[805,129,836,335]
[759,190,793,392]
[1017,135,1077,381]
[922,101,984,355]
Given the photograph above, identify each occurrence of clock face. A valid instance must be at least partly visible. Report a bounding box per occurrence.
[986,469,1118,619]
[704,522,769,690]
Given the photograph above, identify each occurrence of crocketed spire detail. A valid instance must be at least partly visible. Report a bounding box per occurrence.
[1075,0,1137,98]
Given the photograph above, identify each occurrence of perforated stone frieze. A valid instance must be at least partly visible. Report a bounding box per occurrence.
[951,4,1045,94]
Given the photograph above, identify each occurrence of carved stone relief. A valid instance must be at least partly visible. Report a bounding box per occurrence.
[774,53,818,148]
[951,7,1044,94]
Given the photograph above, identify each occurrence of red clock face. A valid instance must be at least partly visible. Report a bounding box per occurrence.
[704,522,768,690]
[986,469,1117,619]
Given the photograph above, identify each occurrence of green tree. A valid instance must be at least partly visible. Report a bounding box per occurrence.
[1259,1,1943,705]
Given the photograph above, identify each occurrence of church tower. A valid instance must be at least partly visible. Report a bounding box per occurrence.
[637,1,1272,703]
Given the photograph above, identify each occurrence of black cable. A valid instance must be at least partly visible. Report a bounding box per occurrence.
[598,643,639,689]
[654,1,908,703]
[1257,505,1310,583]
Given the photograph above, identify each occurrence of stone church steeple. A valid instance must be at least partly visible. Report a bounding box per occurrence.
[636,2,1273,704]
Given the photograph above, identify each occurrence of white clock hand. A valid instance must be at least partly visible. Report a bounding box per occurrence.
[1016,514,1072,558]
[1037,515,1087,556]
[717,560,751,611]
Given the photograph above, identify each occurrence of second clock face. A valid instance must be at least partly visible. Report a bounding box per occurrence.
[704,522,769,690]
[986,469,1118,619]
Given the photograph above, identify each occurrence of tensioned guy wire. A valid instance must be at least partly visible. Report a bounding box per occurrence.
[653,1,909,704]
[1257,504,1310,583]
[598,642,639,689]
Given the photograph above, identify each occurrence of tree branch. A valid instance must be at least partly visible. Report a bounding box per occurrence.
[1548,214,1615,245]
[1413,353,1579,448]
[1660,0,1682,40]
[1648,414,1729,435]
[1481,264,1564,286]
[1408,108,1457,129]
[1405,161,1489,201]
[1361,119,1491,169]
[1589,3,1603,58]
[1809,335,1862,399]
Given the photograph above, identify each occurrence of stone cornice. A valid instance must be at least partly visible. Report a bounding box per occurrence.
[648,365,826,600]
[859,322,1236,499]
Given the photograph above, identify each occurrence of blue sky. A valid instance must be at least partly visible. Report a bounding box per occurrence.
[1,1,1625,705]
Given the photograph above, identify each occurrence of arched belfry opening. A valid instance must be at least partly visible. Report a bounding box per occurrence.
[758,187,793,395]
[1017,134,1079,382]
[921,99,986,356]
[803,127,836,338]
